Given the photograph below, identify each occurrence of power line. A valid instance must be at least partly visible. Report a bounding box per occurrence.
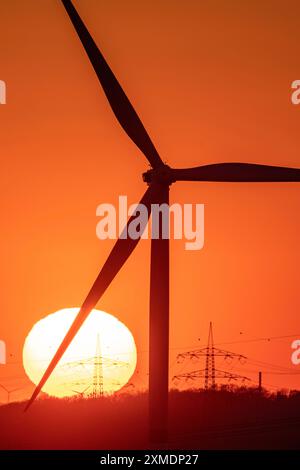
[213,333,300,347]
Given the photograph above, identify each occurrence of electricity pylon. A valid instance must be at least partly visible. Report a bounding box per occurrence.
[174,322,249,389]
[205,322,215,389]
[59,334,129,397]
[91,333,104,398]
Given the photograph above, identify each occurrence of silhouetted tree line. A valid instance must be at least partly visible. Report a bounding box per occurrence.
[0,386,300,449]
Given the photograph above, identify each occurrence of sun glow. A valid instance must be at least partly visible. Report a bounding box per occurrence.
[23,308,137,398]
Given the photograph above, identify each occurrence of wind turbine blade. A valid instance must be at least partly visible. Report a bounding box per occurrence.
[61,0,163,169]
[25,184,158,410]
[172,163,300,182]
[149,183,169,443]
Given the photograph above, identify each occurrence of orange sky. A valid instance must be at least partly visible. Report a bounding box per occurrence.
[1,0,300,402]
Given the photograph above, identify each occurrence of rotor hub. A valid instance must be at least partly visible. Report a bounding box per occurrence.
[142,164,174,186]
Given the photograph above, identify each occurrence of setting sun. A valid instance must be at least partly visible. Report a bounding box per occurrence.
[23,308,137,398]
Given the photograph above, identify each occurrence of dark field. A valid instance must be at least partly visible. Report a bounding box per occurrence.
[1,388,300,449]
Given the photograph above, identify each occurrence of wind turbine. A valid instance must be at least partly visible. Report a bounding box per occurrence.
[26,0,300,443]
[0,384,23,404]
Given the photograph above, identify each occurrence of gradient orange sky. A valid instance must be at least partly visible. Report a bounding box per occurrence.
[1,0,300,402]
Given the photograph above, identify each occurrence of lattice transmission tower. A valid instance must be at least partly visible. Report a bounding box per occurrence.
[205,322,216,388]
[59,334,129,397]
[174,322,249,389]
[91,333,104,398]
